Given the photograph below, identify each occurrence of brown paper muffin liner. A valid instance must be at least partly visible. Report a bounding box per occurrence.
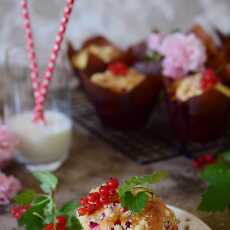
[68,36,163,129]
[164,79,230,143]
[80,71,162,129]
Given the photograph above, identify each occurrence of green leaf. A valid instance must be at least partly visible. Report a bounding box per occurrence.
[222,150,230,163]
[59,201,83,229]
[33,171,58,194]
[33,196,50,206]
[201,163,230,185]
[59,201,77,217]
[118,171,168,197]
[121,191,148,213]
[15,190,37,205]
[199,163,230,215]
[43,200,55,224]
[19,197,49,230]
[118,172,167,213]
[199,182,230,212]
[68,216,83,230]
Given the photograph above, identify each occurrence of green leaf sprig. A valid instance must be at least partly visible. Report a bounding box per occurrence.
[199,162,230,215]
[14,171,82,230]
[118,171,168,213]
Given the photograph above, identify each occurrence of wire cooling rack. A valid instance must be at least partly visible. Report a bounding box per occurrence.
[71,90,230,164]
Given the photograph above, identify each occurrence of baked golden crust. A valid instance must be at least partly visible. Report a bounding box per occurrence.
[91,69,145,93]
[133,198,178,230]
[73,45,122,70]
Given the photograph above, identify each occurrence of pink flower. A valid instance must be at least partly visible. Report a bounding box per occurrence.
[147,33,165,52]
[0,126,18,169]
[185,34,207,71]
[0,173,22,205]
[146,32,207,79]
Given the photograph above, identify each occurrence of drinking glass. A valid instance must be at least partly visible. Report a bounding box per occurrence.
[4,47,73,172]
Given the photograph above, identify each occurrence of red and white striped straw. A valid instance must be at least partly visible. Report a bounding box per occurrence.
[33,0,75,123]
[20,0,40,94]
[20,0,75,123]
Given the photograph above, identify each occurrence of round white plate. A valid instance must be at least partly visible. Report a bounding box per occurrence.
[168,205,211,230]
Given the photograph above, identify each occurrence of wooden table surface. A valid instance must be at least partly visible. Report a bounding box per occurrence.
[0,126,230,230]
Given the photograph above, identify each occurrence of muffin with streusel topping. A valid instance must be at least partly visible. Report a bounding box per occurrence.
[80,61,162,129]
[77,174,178,230]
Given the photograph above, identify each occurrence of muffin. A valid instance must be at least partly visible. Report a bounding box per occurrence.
[191,24,230,86]
[165,70,230,142]
[77,175,178,230]
[68,36,134,79]
[147,31,230,142]
[80,61,162,129]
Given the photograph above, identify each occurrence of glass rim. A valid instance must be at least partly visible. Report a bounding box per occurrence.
[5,45,70,71]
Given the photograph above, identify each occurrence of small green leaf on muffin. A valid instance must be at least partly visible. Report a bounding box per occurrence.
[121,191,148,213]
[118,171,168,213]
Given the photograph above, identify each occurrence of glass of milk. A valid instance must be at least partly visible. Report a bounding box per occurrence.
[4,47,73,172]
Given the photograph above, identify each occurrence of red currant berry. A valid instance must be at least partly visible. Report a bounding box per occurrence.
[43,223,54,230]
[11,205,31,220]
[94,200,102,210]
[107,188,118,199]
[80,197,88,206]
[57,216,67,226]
[107,177,119,189]
[99,185,110,196]
[203,153,214,161]
[192,153,216,169]
[78,207,88,216]
[87,192,100,203]
[100,194,110,205]
[201,69,219,91]
[108,62,128,76]
[85,203,96,214]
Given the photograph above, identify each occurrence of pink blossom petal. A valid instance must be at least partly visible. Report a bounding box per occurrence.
[155,32,207,78]
[147,33,164,52]
[0,192,9,205]
[0,173,22,205]
[0,125,19,170]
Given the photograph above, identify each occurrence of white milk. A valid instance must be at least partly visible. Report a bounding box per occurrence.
[7,111,72,165]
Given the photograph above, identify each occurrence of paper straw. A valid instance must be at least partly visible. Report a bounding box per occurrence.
[20,0,75,123]
[20,0,40,94]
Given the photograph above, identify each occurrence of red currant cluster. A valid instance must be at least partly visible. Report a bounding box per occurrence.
[11,205,31,220]
[43,216,67,230]
[192,153,216,169]
[78,178,119,216]
[201,69,219,91]
[108,62,129,76]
